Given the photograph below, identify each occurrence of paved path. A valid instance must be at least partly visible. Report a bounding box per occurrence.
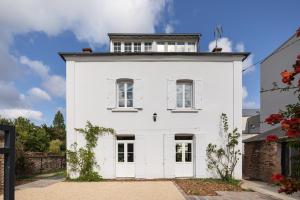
[12,181,185,200]
[186,191,280,200]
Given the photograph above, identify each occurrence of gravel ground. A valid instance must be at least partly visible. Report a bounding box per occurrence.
[11,181,185,200]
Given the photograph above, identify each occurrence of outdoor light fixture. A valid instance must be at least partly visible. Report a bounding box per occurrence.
[153,113,157,122]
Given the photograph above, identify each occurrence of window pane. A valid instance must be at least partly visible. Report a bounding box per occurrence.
[176,143,182,153]
[119,99,125,107]
[145,42,152,52]
[134,43,141,52]
[118,83,125,107]
[125,43,132,52]
[127,83,133,92]
[127,99,133,107]
[187,43,195,52]
[185,152,192,162]
[176,84,183,108]
[127,143,134,152]
[114,42,121,52]
[118,153,124,162]
[176,153,182,162]
[118,143,124,153]
[186,143,192,153]
[185,83,192,108]
[127,153,134,162]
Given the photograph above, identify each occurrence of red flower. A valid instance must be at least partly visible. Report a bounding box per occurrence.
[297,27,300,37]
[297,54,300,60]
[281,70,295,85]
[294,65,300,74]
[265,114,284,125]
[266,134,279,142]
[271,173,284,182]
[286,130,300,138]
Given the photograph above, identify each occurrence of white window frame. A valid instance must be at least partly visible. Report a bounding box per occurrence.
[175,141,192,163]
[176,42,185,52]
[176,80,193,109]
[157,42,165,52]
[117,80,133,108]
[124,42,132,52]
[114,42,121,53]
[134,42,141,52]
[187,42,195,52]
[167,42,176,52]
[144,42,152,52]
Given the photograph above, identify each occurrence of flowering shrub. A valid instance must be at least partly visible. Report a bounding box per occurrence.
[264,27,300,194]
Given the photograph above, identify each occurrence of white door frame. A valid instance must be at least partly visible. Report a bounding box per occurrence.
[175,140,194,177]
[116,140,135,178]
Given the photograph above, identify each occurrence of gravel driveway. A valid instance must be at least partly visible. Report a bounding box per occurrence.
[13,181,185,200]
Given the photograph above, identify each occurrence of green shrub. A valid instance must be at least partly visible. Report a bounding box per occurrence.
[48,139,63,154]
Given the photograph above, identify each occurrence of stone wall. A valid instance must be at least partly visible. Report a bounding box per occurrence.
[243,141,281,182]
[21,152,66,175]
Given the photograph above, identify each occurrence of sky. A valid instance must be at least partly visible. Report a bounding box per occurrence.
[0,0,299,125]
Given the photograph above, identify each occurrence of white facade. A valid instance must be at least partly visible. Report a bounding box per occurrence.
[260,33,300,133]
[62,33,247,179]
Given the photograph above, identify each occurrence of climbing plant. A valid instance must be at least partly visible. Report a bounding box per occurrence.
[206,113,241,182]
[67,121,115,181]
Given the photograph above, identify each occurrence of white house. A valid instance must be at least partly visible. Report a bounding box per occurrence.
[60,33,249,179]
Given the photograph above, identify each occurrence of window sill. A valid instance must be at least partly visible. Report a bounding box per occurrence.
[111,108,139,112]
[170,109,199,113]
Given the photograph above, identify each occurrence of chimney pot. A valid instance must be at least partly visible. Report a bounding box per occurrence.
[82,48,93,53]
[212,47,222,52]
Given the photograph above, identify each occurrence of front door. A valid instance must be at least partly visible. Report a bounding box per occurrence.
[116,140,135,177]
[175,140,193,177]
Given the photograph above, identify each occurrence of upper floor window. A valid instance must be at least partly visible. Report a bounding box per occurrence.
[144,42,152,52]
[114,42,121,53]
[124,43,132,53]
[176,80,193,108]
[177,42,185,52]
[134,43,141,52]
[117,79,133,108]
[157,42,165,52]
[167,42,176,52]
[187,42,195,52]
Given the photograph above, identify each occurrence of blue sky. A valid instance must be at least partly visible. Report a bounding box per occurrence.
[0,0,299,125]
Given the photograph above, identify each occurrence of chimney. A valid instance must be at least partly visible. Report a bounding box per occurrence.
[212,47,222,52]
[82,48,93,53]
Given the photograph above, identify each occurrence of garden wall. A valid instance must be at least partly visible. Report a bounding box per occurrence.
[21,152,66,175]
[243,141,281,182]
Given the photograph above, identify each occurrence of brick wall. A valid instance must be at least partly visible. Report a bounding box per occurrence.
[243,141,281,182]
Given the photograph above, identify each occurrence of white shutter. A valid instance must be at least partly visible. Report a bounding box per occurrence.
[194,80,203,109]
[106,78,116,109]
[167,79,176,109]
[133,79,143,109]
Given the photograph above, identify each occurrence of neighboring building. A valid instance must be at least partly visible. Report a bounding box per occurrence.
[242,109,260,154]
[243,31,300,181]
[60,33,249,179]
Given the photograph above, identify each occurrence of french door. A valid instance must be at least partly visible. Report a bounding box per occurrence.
[116,140,135,177]
[175,140,193,177]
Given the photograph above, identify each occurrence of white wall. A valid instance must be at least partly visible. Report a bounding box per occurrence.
[261,34,300,133]
[66,55,243,179]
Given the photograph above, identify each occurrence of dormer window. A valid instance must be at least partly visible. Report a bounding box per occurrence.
[125,43,132,53]
[134,43,141,52]
[168,42,176,52]
[114,42,121,53]
[144,42,152,52]
[187,42,195,52]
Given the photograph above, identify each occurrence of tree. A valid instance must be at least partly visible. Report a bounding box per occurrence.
[49,139,63,154]
[264,28,300,194]
[52,111,66,150]
[206,113,241,182]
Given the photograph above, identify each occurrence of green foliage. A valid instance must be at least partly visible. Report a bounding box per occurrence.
[206,113,241,182]
[48,139,63,154]
[67,121,114,181]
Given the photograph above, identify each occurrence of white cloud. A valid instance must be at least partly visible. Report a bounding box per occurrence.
[243,86,248,100]
[43,75,66,98]
[0,108,43,121]
[208,37,232,52]
[208,38,255,74]
[20,56,66,98]
[164,24,174,33]
[28,87,51,101]
[0,81,27,108]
